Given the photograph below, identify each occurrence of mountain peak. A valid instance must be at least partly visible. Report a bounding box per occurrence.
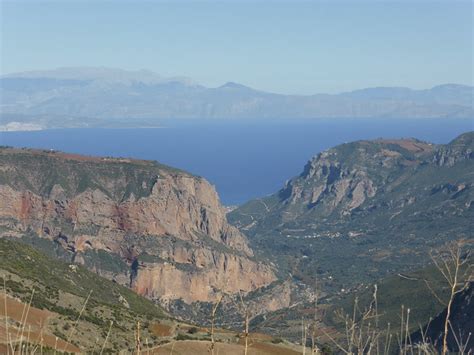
[219,81,254,90]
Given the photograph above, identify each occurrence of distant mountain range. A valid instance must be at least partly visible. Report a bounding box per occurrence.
[1,67,472,129]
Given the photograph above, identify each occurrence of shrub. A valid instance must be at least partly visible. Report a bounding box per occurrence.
[187,327,198,334]
[176,333,194,341]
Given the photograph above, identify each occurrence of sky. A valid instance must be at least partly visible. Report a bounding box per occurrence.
[0,0,472,94]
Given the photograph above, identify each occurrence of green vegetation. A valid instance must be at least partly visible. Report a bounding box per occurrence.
[0,238,165,317]
[229,132,474,293]
[0,238,169,352]
[0,147,191,201]
[81,249,130,274]
[326,264,454,332]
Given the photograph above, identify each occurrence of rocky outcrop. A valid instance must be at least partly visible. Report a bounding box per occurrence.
[231,135,474,235]
[282,150,379,216]
[0,148,276,303]
[234,138,437,230]
[433,131,474,167]
[228,133,474,295]
[132,254,276,303]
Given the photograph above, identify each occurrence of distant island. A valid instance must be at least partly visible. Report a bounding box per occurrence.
[1,67,472,130]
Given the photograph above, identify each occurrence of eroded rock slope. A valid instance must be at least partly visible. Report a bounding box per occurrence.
[0,149,276,303]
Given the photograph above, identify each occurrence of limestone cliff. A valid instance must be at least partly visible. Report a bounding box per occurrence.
[0,148,276,303]
[230,137,438,231]
[281,138,434,215]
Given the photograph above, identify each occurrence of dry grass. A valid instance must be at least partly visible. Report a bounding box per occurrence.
[0,293,51,327]
[150,323,174,337]
[374,139,434,153]
[0,324,81,353]
[149,340,301,355]
[0,293,80,353]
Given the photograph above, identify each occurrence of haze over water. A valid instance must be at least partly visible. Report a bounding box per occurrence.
[1,118,472,205]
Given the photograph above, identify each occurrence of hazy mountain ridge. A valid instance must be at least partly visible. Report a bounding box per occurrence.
[1,68,472,129]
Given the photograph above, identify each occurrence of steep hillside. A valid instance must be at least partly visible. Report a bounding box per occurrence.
[250,262,467,345]
[1,239,302,354]
[0,238,168,352]
[326,263,471,332]
[229,132,474,291]
[0,148,276,307]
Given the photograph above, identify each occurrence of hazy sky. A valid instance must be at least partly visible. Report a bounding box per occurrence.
[1,0,472,94]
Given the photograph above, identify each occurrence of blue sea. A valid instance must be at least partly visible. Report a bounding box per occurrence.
[1,119,472,205]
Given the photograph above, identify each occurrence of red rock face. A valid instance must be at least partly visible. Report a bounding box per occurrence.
[0,149,276,303]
